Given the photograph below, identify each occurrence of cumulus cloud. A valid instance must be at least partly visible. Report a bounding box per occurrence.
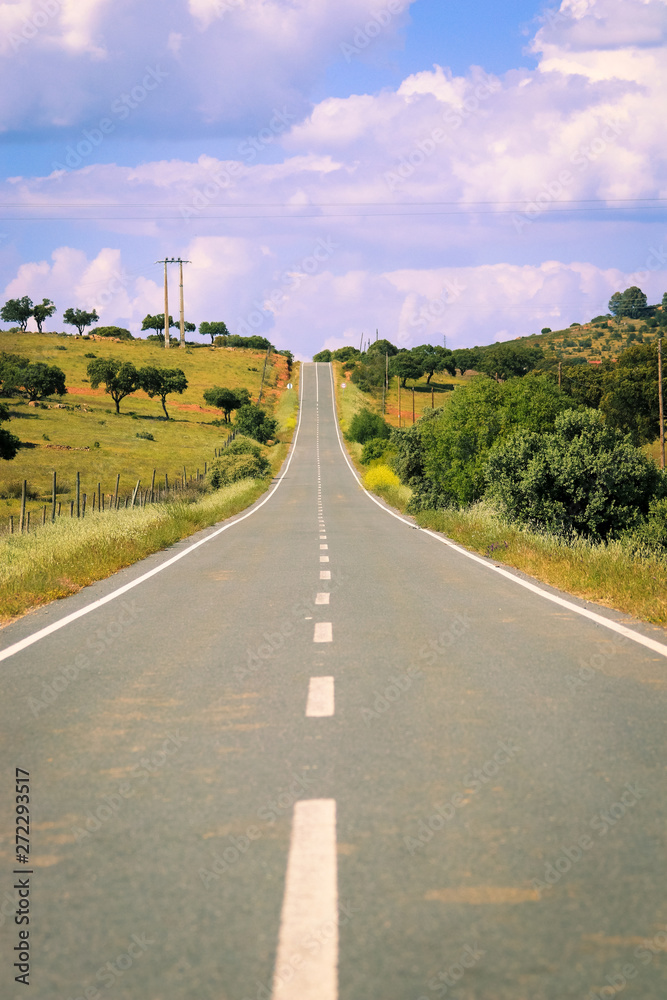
[0,0,417,136]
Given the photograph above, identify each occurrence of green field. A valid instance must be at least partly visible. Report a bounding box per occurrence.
[0,331,295,528]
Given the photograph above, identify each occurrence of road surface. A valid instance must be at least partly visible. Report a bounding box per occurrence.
[1,362,666,1000]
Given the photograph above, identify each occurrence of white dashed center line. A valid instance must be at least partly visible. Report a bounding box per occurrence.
[320,555,330,563]
[305,676,335,717]
[313,622,333,643]
[320,570,331,580]
[320,544,328,550]
[270,799,338,1000]
[315,593,330,605]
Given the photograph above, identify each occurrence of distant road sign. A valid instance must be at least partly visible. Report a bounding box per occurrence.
[287,383,293,389]
[341,383,346,388]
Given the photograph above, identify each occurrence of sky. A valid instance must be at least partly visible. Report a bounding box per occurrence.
[1,0,666,360]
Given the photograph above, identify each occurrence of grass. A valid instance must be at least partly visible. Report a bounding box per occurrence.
[0,331,292,526]
[0,351,300,622]
[0,480,268,622]
[417,503,667,625]
[331,361,667,625]
[335,360,466,429]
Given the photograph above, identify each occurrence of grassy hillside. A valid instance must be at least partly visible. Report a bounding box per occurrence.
[0,331,293,528]
[500,313,664,364]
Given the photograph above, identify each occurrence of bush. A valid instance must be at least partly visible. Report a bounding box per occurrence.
[620,497,667,555]
[313,350,332,362]
[361,437,390,464]
[234,403,278,443]
[94,326,133,340]
[207,450,270,488]
[347,408,390,444]
[135,431,155,441]
[485,409,663,541]
[541,327,551,334]
[84,352,96,358]
[406,479,453,514]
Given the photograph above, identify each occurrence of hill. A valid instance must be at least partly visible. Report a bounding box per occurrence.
[0,331,292,528]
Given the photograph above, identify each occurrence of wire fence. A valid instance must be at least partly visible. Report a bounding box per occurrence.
[3,430,237,536]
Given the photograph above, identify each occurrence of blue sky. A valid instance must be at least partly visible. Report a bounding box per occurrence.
[1,0,666,358]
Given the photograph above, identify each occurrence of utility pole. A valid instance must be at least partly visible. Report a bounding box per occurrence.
[155,259,170,349]
[659,336,665,470]
[155,257,190,349]
[359,332,364,352]
[177,258,191,348]
[398,377,401,428]
[383,352,388,413]
[412,387,415,424]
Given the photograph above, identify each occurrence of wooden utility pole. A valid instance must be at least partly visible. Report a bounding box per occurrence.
[431,385,435,409]
[412,387,415,424]
[382,352,388,413]
[51,470,56,523]
[659,336,665,470]
[398,377,401,428]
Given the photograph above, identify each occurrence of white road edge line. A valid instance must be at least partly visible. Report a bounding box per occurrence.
[305,676,335,717]
[271,798,338,1000]
[327,364,667,660]
[0,366,309,663]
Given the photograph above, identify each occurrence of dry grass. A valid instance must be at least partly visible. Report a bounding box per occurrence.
[417,502,667,625]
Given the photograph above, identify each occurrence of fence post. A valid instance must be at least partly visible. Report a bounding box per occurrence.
[82,494,87,517]
[76,471,80,518]
[131,480,140,507]
[150,469,156,503]
[42,505,46,526]
[114,473,120,508]
[26,511,30,532]
[97,482,101,512]
[58,502,61,517]
[70,500,74,517]
[9,515,13,534]
[92,493,96,513]
[51,470,56,522]
[19,480,26,533]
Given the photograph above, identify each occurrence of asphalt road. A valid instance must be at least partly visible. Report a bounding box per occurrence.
[1,361,666,1000]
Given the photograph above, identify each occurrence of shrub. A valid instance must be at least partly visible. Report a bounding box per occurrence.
[620,497,667,554]
[541,327,551,334]
[361,436,390,464]
[84,352,97,358]
[364,465,400,492]
[136,431,155,441]
[94,326,133,340]
[485,409,663,541]
[234,403,278,443]
[313,350,332,362]
[347,408,390,444]
[207,450,270,488]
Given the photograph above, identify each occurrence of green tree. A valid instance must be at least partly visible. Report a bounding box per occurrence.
[389,351,424,387]
[63,307,99,336]
[451,347,483,375]
[486,409,663,541]
[141,314,178,335]
[479,342,544,380]
[32,298,56,332]
[203,386,251,423]
[620,286,648,319]
[347,408,390,444]
[87,358,140,413]
[331,346,361,363]
[0,402,20,460]
[7,362,66,401]
[599,344,662,445]
[413,344,456,383]
[199,321,230,344]
[366,338,399,358]
[234,403,278,443]
[608,292,624,317]
[313,350,332,362]
[417,375,574,505]
[1,297,33,331]
[139,366,188,419]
